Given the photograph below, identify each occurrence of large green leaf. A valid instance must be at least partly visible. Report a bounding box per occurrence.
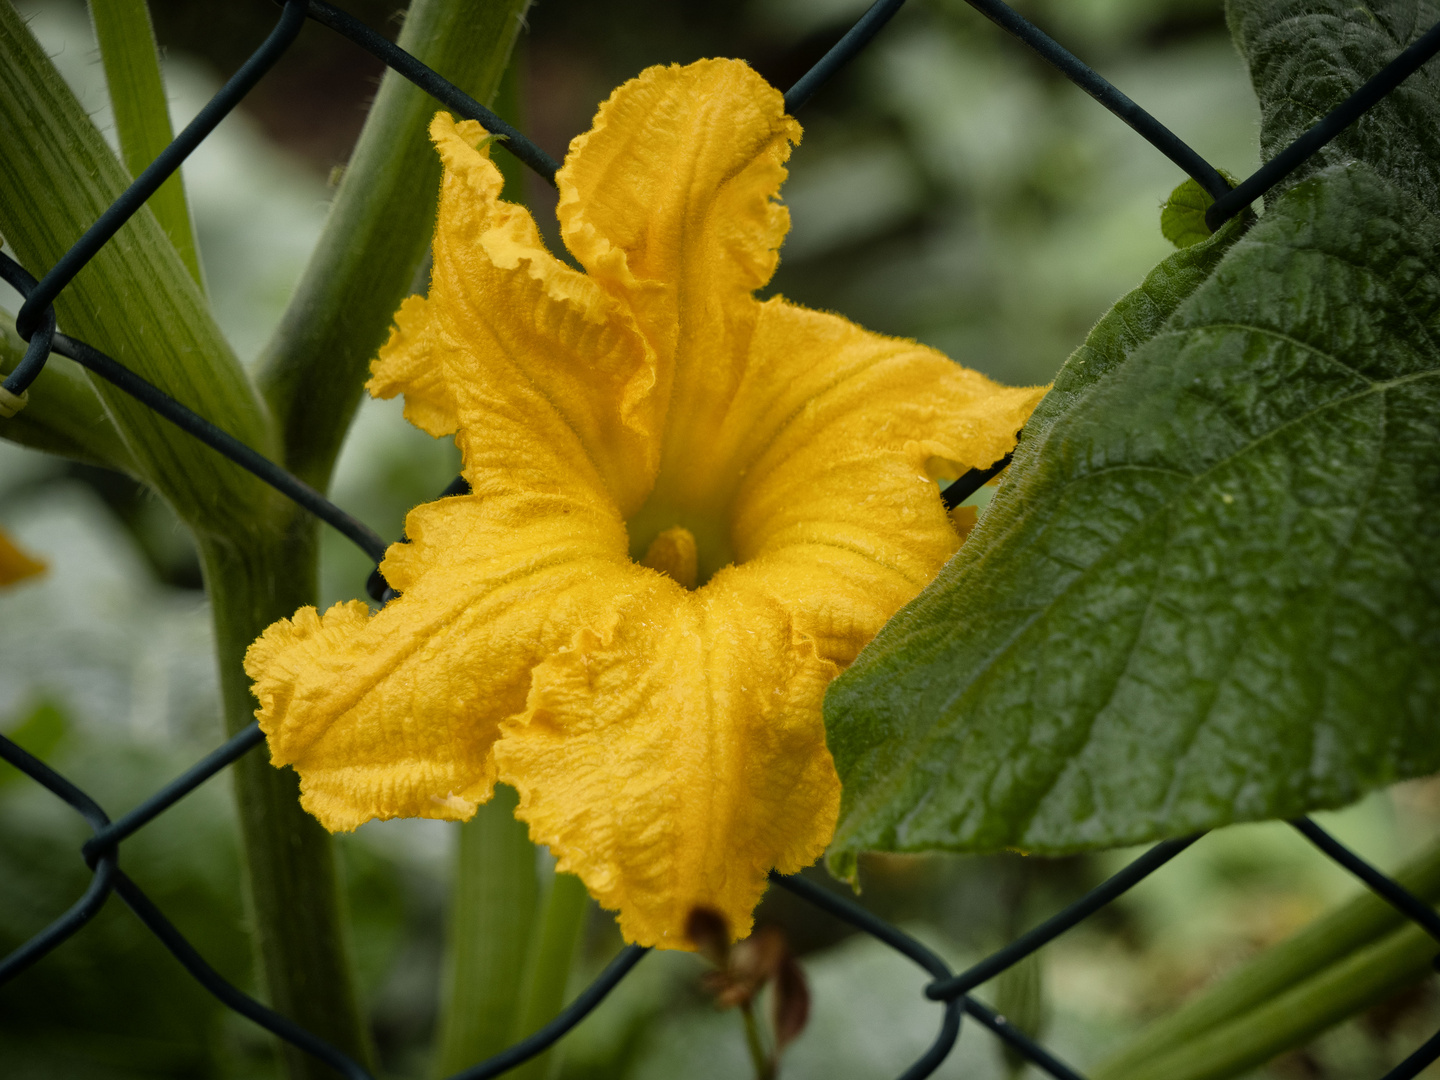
[827,161,1440,865]
[826,0,1440,864]
[1227,0,1440,217]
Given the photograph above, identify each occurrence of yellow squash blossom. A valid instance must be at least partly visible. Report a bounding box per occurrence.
[245,59,1044,948]
[0,527,44,587]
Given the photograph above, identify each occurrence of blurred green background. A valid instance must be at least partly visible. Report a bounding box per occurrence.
[1,0,1437,1077]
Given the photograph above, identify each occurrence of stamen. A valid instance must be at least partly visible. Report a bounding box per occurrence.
[641,526,699,589]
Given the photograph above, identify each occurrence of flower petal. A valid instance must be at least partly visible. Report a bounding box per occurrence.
[244,491,650,832]
[557,61,801,480]
[493,572,839,948]
[367,294,459,439]
[250,69,1047,951]
[370,114,662,515]
[714,298,1045,666]
[0,527,44,587]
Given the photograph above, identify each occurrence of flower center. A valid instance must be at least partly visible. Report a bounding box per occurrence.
[627,504,736,589]
[640,527,698,589]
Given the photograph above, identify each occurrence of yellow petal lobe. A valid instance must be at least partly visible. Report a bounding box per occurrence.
[493,573,839,948]
[371,113,662,515]
[557,61,801,485]
[243,491,649,832]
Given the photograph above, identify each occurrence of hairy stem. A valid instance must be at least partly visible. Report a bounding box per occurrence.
[256,0,533,490]
[87,0,203,288]
[202,530,374,1079]
[432,787,540,1076]
[508,869,591,1080]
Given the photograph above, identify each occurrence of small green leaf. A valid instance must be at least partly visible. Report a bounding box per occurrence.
[825,162,1440,860]
[1160,171,1241,250]
[1160,177,1216,249]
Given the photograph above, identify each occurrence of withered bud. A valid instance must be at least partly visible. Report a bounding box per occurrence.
[685,906,732,969]
[770,949,810,1053]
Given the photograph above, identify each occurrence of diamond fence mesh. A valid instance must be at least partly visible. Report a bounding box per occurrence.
[1,1,1439,1078]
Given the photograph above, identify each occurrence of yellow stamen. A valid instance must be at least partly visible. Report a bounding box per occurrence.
[641,526,699,589]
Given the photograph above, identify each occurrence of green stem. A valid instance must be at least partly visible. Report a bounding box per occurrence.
[1095,920,1437,1080]
[1,310,132,470]
[1094,835,1440,1080]
[0,2,273,535]
[87,0,204,289]
[433,786,541,1077]
[508,869,591,1080]
[741,1002,774,1080]
[201,531,374,1080]
[2,11,372,1079]
[256,0,533,490]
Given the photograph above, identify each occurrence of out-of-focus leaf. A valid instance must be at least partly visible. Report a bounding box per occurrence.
[0,701,66,787]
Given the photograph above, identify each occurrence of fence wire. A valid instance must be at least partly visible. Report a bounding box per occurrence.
[2,0,1439,1077]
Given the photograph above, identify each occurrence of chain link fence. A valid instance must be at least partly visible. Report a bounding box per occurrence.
[2,1,1439,1077]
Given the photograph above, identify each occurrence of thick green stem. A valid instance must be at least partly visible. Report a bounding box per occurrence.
[0,1,272,536]
[508,870,591,1080]
[2,11,371,1079]
[87,0,204,289]
[433,787,541,1076]
[1094,836,1440,1080]
[256,0,533,490]
[202,530,373,1080]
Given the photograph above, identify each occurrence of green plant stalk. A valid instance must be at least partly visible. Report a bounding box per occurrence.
[1094,835,1440,1080]
[741,1002,773,1080]
[256,0,533,490]
[202,531,374,1079]
[995,950,1045,1077]
[1,11,371,1074]
[508,870,591,1080]
[0,2,274,537]
[0,311,133,470]
[1094,918,1438,1080]
[432,787,541,1077]
[87,0,204,289]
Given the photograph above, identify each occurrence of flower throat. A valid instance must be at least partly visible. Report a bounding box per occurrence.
[626,503,736,590]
